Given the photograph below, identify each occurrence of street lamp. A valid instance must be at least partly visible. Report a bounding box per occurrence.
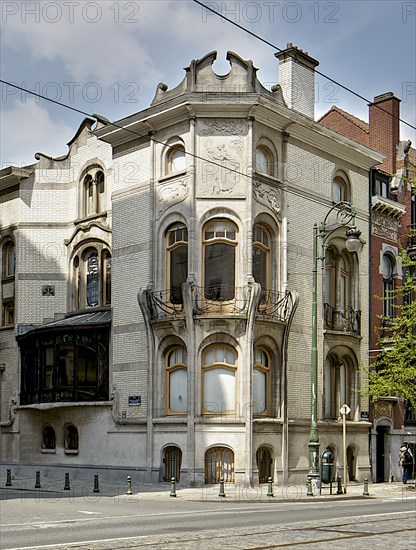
[308,201,361,483]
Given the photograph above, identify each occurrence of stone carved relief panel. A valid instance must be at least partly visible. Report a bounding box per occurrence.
[198,119,247,197]
[374,400,393,420]
[157,176,189,217]
[253,180,282,219]
[372,211,400,240]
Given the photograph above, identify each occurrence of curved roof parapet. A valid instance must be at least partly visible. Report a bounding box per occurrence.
[151,50,262,106]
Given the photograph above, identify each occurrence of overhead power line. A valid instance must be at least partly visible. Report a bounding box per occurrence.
[192,0,416,133]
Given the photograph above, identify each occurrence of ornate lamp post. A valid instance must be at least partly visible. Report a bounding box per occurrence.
[308,201,362,482]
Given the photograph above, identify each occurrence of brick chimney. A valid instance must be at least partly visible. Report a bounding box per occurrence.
[369,92,400,174]
[275,43,319,119]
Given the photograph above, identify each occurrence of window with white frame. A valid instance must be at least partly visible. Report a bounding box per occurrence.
[203,220,237,301]
[166,346,187,414]
[382,253,395,318]
[202,344,237,414]
[166,224,188,304]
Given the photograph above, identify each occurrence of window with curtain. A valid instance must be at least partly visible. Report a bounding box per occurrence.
[253,347,270,414]
[166,346,187,414]
[202,344,237,414]
[73,245,111,310]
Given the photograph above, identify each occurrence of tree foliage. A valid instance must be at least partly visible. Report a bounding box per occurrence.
[368,243,416,409]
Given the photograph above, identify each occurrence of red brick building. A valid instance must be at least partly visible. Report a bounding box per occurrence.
[320,93,416,482]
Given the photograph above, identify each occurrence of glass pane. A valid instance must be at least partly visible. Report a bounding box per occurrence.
[340,363,346,405]
[170,244,188,303]
[6,244,15,276]
[204,243,235,300]
[325,359,332,417]
[225,347,236,365]
[169,369,187,413]
[256,148,269,174]
[253,246,267,288]
[382,255,393,279]
[105,255,111,305]
[204,348,214,365]
[332,180,342,202]
[57,346,74,388]
[253,369,267,413]
[171,148,185,172]
[86,251,99,307]
[204,368,235,413]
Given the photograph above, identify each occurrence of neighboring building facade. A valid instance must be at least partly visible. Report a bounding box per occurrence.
[0,46,381,485]
[320,93,416,482]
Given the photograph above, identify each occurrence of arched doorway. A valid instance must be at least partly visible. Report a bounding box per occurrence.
[205,447,234,483]
[347,445,356,481]
[163,446,182,482]
[256,446,273,483]
[376,425,389,482]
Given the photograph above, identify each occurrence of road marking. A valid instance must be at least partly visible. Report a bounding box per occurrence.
[77,510,101,514]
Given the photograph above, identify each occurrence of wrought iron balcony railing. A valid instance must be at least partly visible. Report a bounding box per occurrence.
[145,289,185,320]
[145,284,296,324]
[324,303,361,335]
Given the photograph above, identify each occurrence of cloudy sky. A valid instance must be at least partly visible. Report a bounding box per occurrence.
[1,0,415,167]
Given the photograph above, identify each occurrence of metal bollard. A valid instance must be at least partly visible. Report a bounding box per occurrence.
[6,468,12,487]
[35,470,41,489]
[170,477,177,497]
[267,477,274,497]
[64,473,70,491]
[336,475,343,495]
[126,475,133,495]
[306,476,313,496]
[93,474,100,493]
[363,477,369,496]
[218,477,225,498]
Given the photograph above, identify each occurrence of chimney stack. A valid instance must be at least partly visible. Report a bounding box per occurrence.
[275,43,319,119]
[369,92,400,174]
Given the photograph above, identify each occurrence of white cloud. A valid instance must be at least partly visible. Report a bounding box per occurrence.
[0,98,75,167]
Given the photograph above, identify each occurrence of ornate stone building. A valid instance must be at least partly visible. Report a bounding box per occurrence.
[0,46,381,486]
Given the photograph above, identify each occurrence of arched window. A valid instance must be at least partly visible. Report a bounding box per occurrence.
[382,253,395,318]
[203,220,237,301]
[2,240,15,278]
[2,239,15,326]
[255,145,275,176]
[331,175,350,203]
[83,170,106,217]
[253,347,270,414]
[163,446,182,482]
[325,355,356,420]
[205,446,234,483]
[42,425,56,450]
[166,346,187,414]
[166,224,188,304]
[256,446,273,483]
[167,145,186,173]
[253,224,271,291]
[202,344,237,414]
[324,248,358,334]
[65,425,79,450]
[73,245,111,310]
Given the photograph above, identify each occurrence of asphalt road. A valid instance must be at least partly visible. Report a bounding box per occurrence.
[1,491,415,549]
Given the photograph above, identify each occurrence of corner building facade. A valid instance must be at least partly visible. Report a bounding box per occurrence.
[0,47,382,485]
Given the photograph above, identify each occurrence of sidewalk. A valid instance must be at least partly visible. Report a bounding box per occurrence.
[2,472,415,502]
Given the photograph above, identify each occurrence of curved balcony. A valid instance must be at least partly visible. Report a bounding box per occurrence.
[324,303,361,335]
[145,284,296,324]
